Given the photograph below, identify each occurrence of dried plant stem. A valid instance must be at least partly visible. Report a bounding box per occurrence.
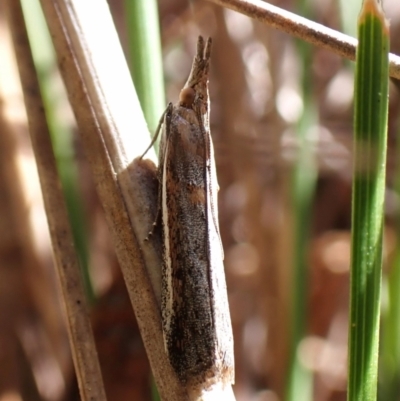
[205,0,400,80]
[5,1,107,401]
[35,0,187,399]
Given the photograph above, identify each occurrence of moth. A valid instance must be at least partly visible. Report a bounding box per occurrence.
[144,36,234,388]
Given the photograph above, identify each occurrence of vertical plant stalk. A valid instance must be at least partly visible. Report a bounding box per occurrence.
[19,0,94,303]
[286,34,317,401]
[125,0,165,141]
[287,68,317,401]
[348,1,389,400]
[380,106,400,400]
[5,1,107,401]
[286,0,318,396]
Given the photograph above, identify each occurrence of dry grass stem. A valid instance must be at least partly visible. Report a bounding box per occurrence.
[205,0,400,80]
[36,0,187,399]
[5,1,107,400]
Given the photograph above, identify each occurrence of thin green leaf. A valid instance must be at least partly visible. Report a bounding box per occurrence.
[348,1,389,400]
[379,99,400,401]
[125,0,165,151]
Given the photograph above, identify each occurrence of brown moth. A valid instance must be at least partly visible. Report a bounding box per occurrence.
[146,36,234,388]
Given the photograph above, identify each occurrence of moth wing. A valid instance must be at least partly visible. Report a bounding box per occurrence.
[204,127,235,384]
[161,107,216,383]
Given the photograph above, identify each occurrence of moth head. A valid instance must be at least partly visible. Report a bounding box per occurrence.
[182,36,211,103]
[179,87,196,108]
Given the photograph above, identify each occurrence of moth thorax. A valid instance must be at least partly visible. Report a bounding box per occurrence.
[179,87,196,108]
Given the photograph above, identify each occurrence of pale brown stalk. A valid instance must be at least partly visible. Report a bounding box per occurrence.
[5,1,107,400]
[205,0,400,80]
[32,0,187,399]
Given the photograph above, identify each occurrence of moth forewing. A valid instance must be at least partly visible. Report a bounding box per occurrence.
[206,134,234,380]
[160,107,173,352]
[206,127,224,259]
[159,36,234,389]
[200,97,232,380]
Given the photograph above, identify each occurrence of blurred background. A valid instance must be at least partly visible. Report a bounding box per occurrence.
[1,0,400,400]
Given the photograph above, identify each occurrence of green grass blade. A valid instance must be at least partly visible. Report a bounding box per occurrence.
[348,1,389,400]
[379,109,400,401]
[286,0,318,399]
[124,2,165,397]
[125,0,165,149]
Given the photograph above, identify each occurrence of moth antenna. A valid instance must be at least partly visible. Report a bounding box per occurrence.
[140,103,172,159]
